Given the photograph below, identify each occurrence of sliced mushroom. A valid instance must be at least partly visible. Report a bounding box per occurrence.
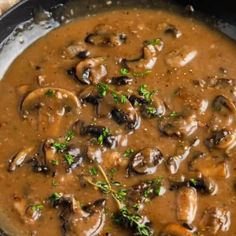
[79,122,116,148]
[159,114,198,138]
[110,76,133,86]
[170,176,218,196]
[128,147,164,175]
[199,207,231,234]
[122,42,163,71]
[160,223,193,236]
[63,42,90,59]
[158,23,182,38]
[85,24,127,47]
[165,46,197,68]
[166,139,199,174]
[21,87,81,138]
[75,57,107,85]
[54,195,106,236]
[176,187,197,224]
[205,129,236,150]
[212,95,236,114]
[86,145,102,163]
[8,147,35,172]
[128,94,148,106]
[141,95,166,118]
[97,93,140,130]
[79,86,102,105]
[189,153,230,179]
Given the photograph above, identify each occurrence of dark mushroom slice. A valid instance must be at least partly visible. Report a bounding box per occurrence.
[212,95,236,114]
[166,139,199,174]
[141,95,166,118]
[110,76,133,86]
[127,178,164,206]
[128,94,148,106]
[205,129,236,150]
[128,147,164,175]
[79,122,116,148]
[85,24,127,47]
[176,187,197,224]
[97,93,140,130]
[165,46,197,68]
[21,87,81,138]
[159,114,198,138]
[75,57,107,85]
[158,23,182,38]
[199,207,231,234]
[170,176,218,195]
[54,195,106,236]
[8,147,35,172]
[122,44,159,71]
[160,223,193,236]
[79,86,102,105]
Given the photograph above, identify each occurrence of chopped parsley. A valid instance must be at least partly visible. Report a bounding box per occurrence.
[52,142,67,152]
[169,111,181,118]
[138,84,156,102]
[64,153,74,166]
[97,83,109,97]
[89,167,98,176]
[45,89,56,97]
[189,178,197,187]
[109,167,118,176]
[50,160,59,166]
[65,130,75,142]
[111,91,127,104]
[123,148,135,158]
[97,128,110,145]
[31,204,44,213]
[145,38,161,46]
[146,106,157,115]
[120,68,130,76]
[49,192,61,203]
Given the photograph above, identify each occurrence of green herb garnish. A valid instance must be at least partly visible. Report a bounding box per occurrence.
[52,142,67,152]
[115,189,127,201]
[97,83,109,97]
[120,68,130,76]
[31,204,44,213]
[97,128,110,145]
[65,130,75,142]
[138,84,156,102]
[64,153,74,165]
[49,192,61,203]
[95,181,111,194]
[124,148,135,158]
[189,178,197,187]
[146,106,157,115]
[169,111,181,118]
[89,167,98,176]
[114,207,152,236]
[111,91,127,104]
[145,38,161,46]
[50,160,59,166]
[45,89,56,97]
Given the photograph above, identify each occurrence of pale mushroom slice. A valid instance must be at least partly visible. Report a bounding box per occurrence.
[160,223,193,236]
[21,87,81,138]
[165,46,197,68]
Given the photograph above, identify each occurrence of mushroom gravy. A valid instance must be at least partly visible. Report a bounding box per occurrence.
[0,8,236,236]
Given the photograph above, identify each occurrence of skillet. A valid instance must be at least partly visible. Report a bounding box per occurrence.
[0,0,235,235]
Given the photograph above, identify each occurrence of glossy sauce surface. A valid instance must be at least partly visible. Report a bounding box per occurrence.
[0,9,236,236]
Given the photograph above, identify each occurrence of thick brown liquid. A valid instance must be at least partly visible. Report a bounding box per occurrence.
[0,9,236,236]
